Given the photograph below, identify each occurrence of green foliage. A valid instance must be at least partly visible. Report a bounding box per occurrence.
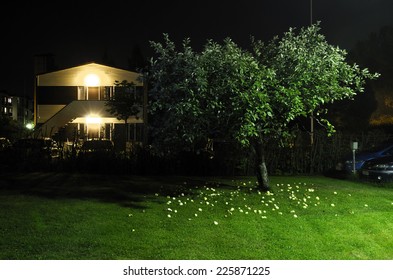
[147,34,204,155]
[105,80,141,123]
[147,35,274,151]
[198,38,274,146]
[0,114,29,141]
[251,23,380,137]
[146,24,379,190]
[146,24,379,155]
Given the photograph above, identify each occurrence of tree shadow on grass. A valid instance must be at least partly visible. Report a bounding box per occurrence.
[0,172,233,208]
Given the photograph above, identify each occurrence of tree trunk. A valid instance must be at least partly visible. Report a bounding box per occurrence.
[253,139,271,192]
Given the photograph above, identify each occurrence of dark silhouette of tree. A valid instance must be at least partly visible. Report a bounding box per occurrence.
[0,114,27,141]
[106,80,141,143]
[128,44,147,72]
[330,25,393,131]
[101,47,116,67]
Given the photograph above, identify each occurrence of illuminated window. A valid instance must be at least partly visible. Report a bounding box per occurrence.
[87,87,99,100]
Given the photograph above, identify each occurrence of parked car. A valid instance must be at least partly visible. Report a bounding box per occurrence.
[76,139,116,172]
[337,141,393,173]
[359,155,393,182]
[0,137,12,151]
[77,139,115,159]
[12,137,61,160]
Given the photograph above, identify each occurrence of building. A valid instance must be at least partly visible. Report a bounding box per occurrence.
[0,91,14,119]
[33,62,147,150]
[0,90,33,126]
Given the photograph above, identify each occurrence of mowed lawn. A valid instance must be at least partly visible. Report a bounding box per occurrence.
[0,172,392,260]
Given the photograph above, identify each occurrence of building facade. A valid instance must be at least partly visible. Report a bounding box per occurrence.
[0,90,33,126]
[34,62,147,150]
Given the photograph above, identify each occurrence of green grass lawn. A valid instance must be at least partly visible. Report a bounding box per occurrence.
[0,172,392,260]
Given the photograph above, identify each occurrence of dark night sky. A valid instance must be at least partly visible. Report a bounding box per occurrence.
[2,0,393,97]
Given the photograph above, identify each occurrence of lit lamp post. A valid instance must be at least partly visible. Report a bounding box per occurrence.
[25,123,34,137]
[26,123,34,130]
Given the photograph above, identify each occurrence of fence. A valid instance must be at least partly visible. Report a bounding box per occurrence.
[6,128,391,176]
[137,129,393,177]
[258,129,393,175]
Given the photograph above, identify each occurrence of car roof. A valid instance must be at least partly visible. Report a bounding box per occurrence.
[365,155,393,164]
[81,140,113,149]
[366,141,393,150]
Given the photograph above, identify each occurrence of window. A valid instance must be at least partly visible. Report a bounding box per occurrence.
[103,87,112,100]
[78,86,86,100]
[87,87,99,100]
[129,123,144,142]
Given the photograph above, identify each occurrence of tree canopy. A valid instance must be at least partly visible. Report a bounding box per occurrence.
[105,80,142,144]
[106,80,141,123]
[145,23,379,190]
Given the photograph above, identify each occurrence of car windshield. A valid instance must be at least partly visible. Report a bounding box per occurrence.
[361,141,393,153]
[15,139,46,148]
[81,140,113,151]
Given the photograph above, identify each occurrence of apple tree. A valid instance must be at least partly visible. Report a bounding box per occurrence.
[146,24,379,191]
